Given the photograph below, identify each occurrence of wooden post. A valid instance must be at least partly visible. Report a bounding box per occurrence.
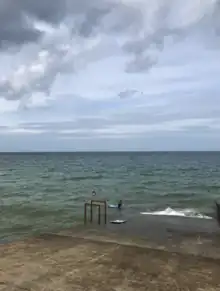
[98,205,101,225]
[90,201,93,223]
[84,203,87,224]
[104,201,107,224]
[84,199,107,225]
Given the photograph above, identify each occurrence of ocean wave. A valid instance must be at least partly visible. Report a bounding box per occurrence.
[108,204,118,208]
[60,174,104,181]
[0,172,7,176]
[140,207,212,219]
[41,174,50,178]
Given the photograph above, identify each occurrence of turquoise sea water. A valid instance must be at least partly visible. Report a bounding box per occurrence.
[0,152,220,241]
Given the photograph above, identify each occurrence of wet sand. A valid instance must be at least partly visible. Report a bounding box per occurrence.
[69,212,220,258]
[1,215,220,291]
[1,233,220,291]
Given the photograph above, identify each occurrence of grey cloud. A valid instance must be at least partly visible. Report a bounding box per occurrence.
[0,38,120,101]
[74,6,113,37]
[0,0,63,49]
[181,125,214,133]
[98,3,143,35]
[0,0,116,49]
[17,0,67,23]
[107,109,220,128]
[118,89,140,99]
[0,0,217,50]
[122,27,185,55]
[17,105,220,134]
[121,0,220,72]
[0,1,67,49]
[1,0,220,102]
[18,117,108,132]
[0,43,79,101]
[125,55,157,73]
[0,27,41,50]
[1,0,220,49]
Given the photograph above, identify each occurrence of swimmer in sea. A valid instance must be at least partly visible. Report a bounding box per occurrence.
[118,200,122,210]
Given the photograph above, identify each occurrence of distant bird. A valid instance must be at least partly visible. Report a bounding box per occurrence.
[92,190,96,196]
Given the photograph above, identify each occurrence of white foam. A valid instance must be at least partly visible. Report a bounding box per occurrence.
[110,220,127,224]
[108,204,118,208]
[140,207,212,219]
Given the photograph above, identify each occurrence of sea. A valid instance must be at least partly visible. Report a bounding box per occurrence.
[1,151,220,242]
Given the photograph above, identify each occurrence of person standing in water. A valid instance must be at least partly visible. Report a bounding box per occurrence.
[118,200,122,210]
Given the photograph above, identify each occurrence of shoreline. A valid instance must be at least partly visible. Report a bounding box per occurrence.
[1,213,220,258]
[0,206,216,245]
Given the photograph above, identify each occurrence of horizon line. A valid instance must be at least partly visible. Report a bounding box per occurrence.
[0,150,220,154]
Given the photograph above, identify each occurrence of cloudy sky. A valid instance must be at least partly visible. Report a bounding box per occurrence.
[0,0,220,151]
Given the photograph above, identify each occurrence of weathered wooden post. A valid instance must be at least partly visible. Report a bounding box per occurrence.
[84,202,87,224]
[104,200,107,224]
[97,204,101,225]
[84,199,107,225]
[90,200,93,223]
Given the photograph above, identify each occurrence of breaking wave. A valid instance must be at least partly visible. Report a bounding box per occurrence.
[140,207,212,219]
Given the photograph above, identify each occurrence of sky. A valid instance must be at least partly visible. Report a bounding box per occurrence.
[0,0,220,151]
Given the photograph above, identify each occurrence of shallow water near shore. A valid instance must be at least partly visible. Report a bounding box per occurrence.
[1,151,220,242]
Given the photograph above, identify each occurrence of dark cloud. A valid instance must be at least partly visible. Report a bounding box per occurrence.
[17,0,67,23]
[74,6,113,37]
[0,0,111,49]
[1,0,220,103]
[0,0,63,49]
[0,1,41,48]
[2,0,218,50]
[0,27,41,50]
